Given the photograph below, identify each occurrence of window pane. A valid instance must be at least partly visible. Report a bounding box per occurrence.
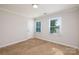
[36,21,41,32]
[50,26,60,33]
[50,18,61,33]
[50,19,57,26]
[50,27,56,33]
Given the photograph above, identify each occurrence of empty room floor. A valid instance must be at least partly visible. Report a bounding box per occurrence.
[0,38,79,55]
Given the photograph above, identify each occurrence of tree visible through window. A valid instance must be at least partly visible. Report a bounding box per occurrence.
[49,17,61,33]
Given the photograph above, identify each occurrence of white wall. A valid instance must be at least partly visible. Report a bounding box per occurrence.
[0,6,79,49]
[0,9,34,47]
[34,7,79,49]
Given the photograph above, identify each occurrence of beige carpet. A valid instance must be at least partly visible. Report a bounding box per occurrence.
[0,38,79,55]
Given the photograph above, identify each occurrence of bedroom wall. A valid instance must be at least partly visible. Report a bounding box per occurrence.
[0,9,34,47]
[34,7,79,49]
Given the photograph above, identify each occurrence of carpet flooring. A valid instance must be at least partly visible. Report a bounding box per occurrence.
[0,38,79,55]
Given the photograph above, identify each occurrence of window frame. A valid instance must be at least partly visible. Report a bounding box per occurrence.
[35,19,41,32]
[49,17,62,34]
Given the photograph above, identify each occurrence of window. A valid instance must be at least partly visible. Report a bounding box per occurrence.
[35,20,41,32]
[49,17,61,33]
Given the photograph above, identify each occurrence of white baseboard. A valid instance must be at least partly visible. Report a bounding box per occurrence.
[0,36,79,50]
[35,37,79,49]
[0,36,33,48]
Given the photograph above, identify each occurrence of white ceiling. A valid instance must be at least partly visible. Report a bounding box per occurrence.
[0,4,79,18]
